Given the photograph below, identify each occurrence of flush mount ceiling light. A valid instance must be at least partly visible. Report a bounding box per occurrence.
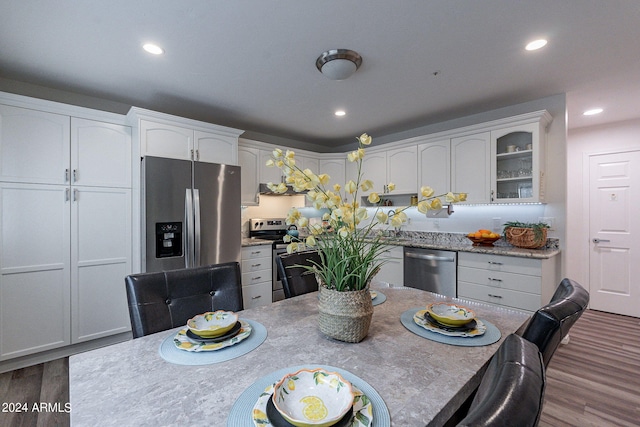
[525,39,548,51]
[316,49,362,80]
[143,43,164,55]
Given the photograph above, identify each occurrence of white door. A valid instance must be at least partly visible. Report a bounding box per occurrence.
[451,132,491,204]
[588,150,640,317]
[387,146,417,194]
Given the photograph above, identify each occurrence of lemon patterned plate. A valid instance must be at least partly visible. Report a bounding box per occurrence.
[173,320,252,352]
[414,309,486,337]
[252,383,373,427]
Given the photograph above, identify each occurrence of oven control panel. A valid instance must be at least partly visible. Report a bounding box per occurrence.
[250,218,286,231]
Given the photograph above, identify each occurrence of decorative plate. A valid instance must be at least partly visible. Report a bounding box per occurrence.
[426,302,475,326]
[186,321,242,343]
[174,320,252,352]
[252,383,373,427]
[413,309,486,337]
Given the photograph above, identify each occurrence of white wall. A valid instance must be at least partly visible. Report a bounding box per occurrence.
[566,118,640,285]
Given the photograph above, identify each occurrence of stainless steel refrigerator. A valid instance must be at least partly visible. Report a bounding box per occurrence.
[142,156,241,272]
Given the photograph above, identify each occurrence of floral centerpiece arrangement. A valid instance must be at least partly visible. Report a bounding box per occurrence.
[266,133,466,342]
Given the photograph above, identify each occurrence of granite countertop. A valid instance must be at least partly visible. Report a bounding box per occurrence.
[242,232,560,259]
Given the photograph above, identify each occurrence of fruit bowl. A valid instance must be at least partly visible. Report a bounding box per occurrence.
[466,235,501,246]
[186,310,238,338]
[272,368,354,427]
[427,302,476,327]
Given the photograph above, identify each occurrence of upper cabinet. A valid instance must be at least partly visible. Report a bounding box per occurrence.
[451,132,492,204]
[491,117,550,203]
[418,139,450,196]
[127,107,243,165]
[347,146,417,196]
[238,145,260,205]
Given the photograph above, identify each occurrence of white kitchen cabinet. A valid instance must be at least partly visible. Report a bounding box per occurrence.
[71,187,132,343]
[297,154,319,174]
[260,149,285,184]
[0,103,133,361]
[241,246,272,309]
[375,245,404,286]
[451,132,491,204]
[0,105,70,185]
[490,113,551,203]
[128,107,242,165]
[319,157,346,187]
[418,139,450,195]
[386,146,417,194]
[457,252,558,312]
[238,145,260,205]
[0,183,71,359]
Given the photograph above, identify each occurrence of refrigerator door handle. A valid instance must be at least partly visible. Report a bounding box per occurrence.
[193,188,201,267]
[185,189,194,268]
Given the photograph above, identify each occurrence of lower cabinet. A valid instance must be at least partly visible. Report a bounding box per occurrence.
[0,184,132,361]
[375,245,404,286]
[457,252,558,312]
[241,246,272,309]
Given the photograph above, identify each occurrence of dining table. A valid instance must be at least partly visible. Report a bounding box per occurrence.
[69,283,530,426]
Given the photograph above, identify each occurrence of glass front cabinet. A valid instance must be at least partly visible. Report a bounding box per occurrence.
[490,112,552,203]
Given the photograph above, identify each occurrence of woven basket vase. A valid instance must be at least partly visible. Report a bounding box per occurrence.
[318,285,374,343]
[505,227,548,249]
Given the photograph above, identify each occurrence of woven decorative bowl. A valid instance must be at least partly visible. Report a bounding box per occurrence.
[504,227,547,249]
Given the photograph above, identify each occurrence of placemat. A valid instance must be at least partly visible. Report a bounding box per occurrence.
[158,319,267,365]
[372,291,386,306]
[400,308,501,346]
[227,364,391,427]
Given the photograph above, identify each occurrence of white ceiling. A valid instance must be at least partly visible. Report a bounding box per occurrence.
[1,1,639,148]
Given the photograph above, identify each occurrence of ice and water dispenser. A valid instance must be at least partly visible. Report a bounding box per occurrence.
[155,222,183,258]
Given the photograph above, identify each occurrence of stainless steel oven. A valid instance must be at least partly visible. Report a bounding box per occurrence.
[249,218,288,302]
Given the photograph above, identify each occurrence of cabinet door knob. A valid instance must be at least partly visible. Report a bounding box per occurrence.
[488,294,503,299]
[251,295,262,300]
[488,277,502,282]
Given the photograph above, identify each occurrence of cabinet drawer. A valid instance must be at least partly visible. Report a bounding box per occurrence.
[242,270,271,287]
[242,246,271,259]
[458,266,541,294]
[458,281,541,312]
[241,257,271,273]
[242,282,272,309]
[458,252,541,276]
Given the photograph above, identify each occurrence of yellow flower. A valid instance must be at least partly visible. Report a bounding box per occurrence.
[368,192,380,204]
[309,224,323,235]
[318,174,330,185]
[376,210,388,223]
[387,182,396,191]
[306,235,316,246]
[283,234,292,243]
[265,159,275,168]
[430,198,442,209]
[345,180,357,194]
[390,211,407,227]
[458,193,468,201]
[445,192,457,203]
[333,183,341,192]
[347,151,358,162]
[337,227,349,238]
[361,179,374,191]
[421,186,434,198]
[272,148,283,158]
[286,242,300,253]
[285,150,295,160]
[417,201,430,213]
[358,133,372,145]
[286,208,301,224]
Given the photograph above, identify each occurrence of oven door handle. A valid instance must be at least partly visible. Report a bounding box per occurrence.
[404,251,456,262]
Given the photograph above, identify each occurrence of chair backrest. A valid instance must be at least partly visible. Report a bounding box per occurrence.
[276,250,321,298]
[521,277,589,366]
[457,334,546,427]
[124,262,243,338]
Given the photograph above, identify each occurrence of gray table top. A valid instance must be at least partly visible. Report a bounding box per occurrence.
[69,285,529,426]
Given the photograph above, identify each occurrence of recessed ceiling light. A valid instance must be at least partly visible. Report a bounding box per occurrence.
[335,110,346,117]
[583,108,604,116]
[525,39,547,51]
[143,43,164,55]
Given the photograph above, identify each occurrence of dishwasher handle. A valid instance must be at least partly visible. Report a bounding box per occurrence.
[404,251,456,263]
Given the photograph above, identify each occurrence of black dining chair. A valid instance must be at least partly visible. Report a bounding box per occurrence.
[456,333,546,427]
[520,277,589,366]
[275,250,322,298]
[124,262,243,338]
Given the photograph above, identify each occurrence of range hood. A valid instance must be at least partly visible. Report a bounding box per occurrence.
[258,183,307,196]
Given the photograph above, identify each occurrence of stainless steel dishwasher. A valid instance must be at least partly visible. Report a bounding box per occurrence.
[403,247,457,297]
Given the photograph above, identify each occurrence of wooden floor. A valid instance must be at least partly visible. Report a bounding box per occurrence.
[0,309,638,426]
